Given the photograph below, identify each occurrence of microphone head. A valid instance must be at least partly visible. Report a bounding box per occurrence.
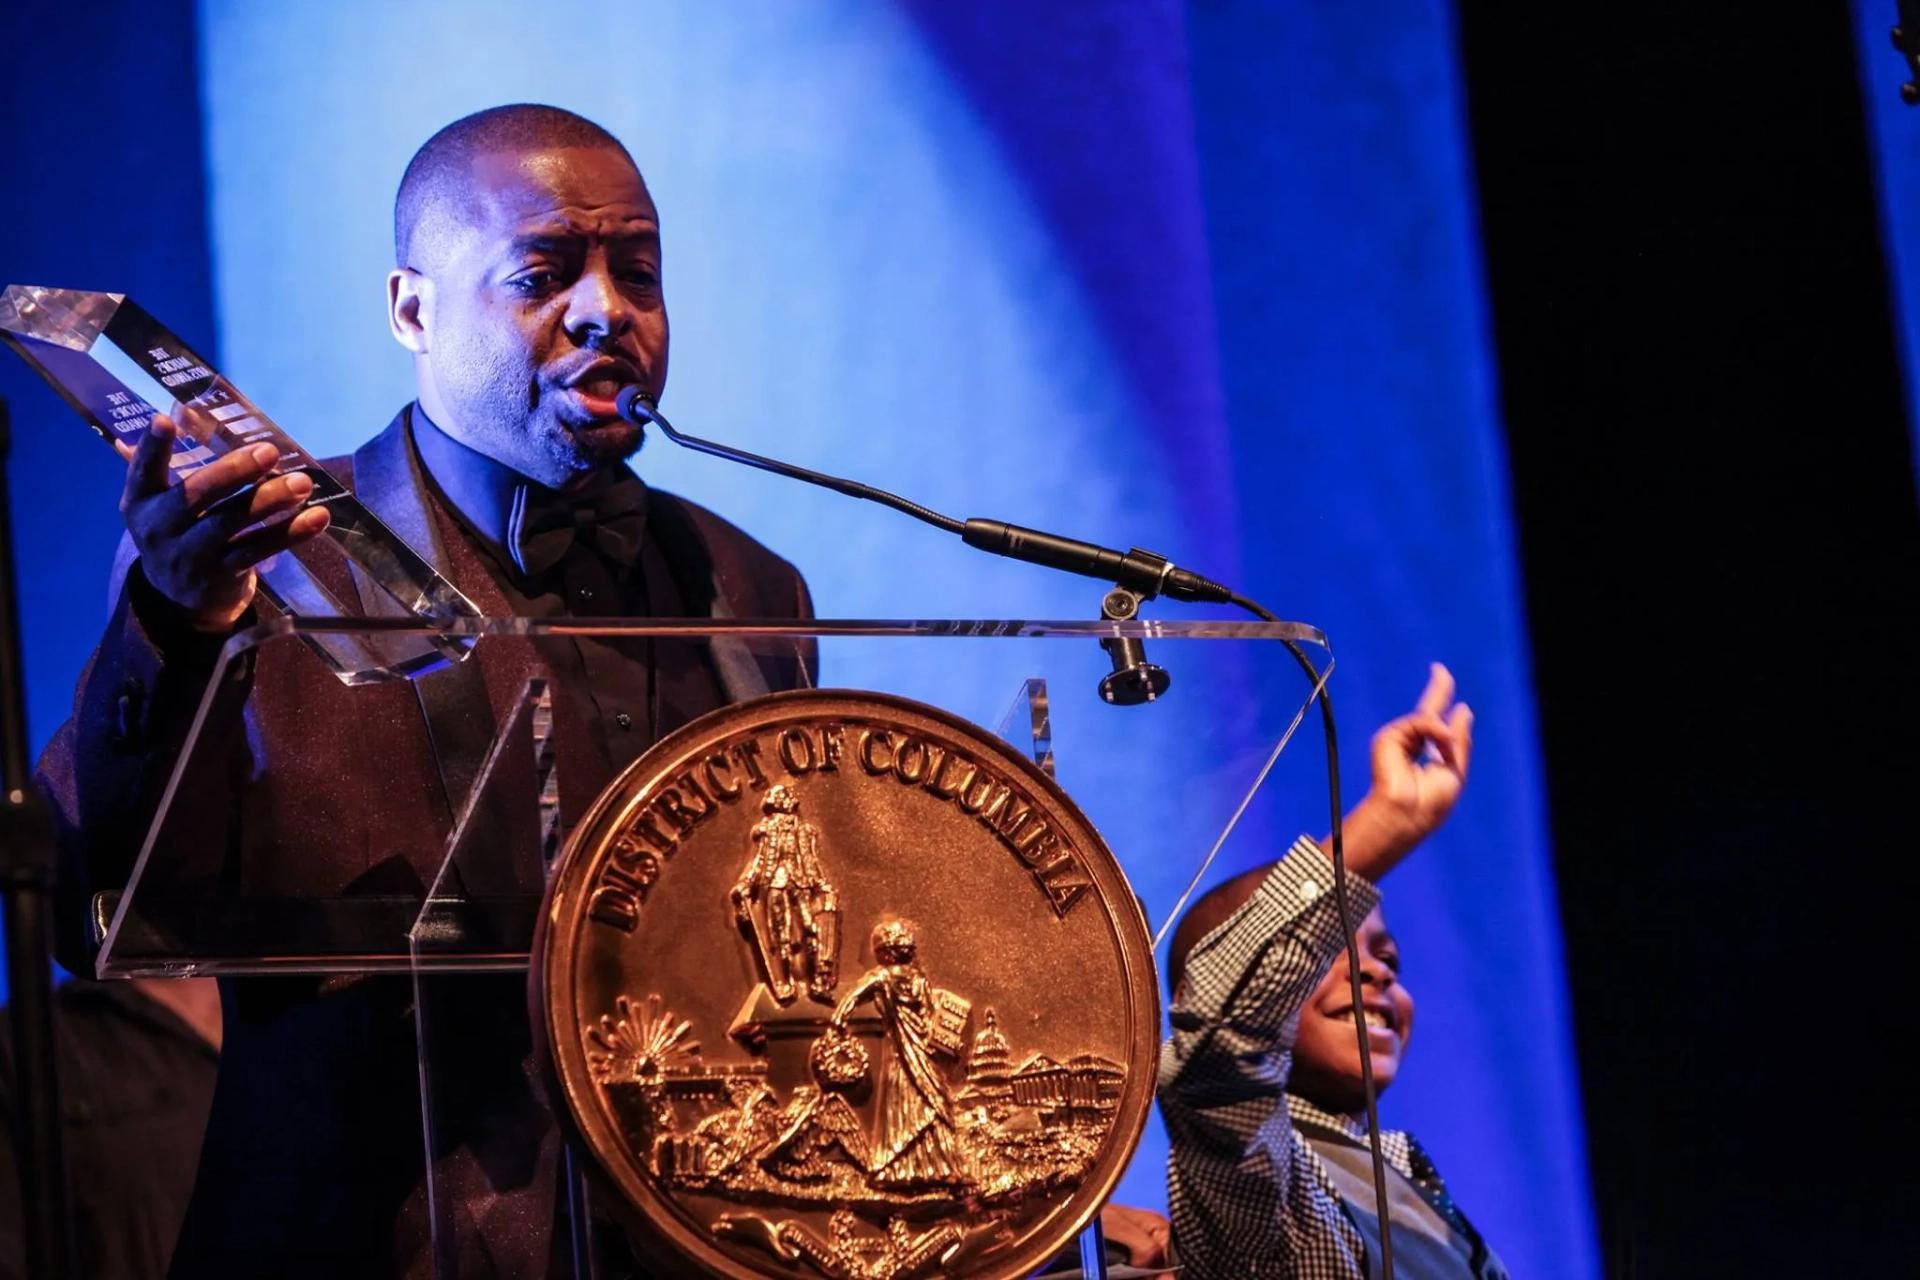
[614,385,659,425]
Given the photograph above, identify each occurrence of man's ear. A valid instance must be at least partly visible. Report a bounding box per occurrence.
[388,268,431,354]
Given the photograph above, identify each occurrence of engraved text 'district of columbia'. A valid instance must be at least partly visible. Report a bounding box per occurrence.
[535,689,1159,1280]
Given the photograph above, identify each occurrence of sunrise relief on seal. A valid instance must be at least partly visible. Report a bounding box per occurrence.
[581,784,1124,1278]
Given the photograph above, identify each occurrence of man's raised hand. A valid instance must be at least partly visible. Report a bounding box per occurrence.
[120,414,330,632]
[1334,662,1474,881]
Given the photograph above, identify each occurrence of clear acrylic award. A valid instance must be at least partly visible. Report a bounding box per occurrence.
[0,285,479,683]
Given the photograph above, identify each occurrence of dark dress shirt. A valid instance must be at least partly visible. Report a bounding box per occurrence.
[411,407,728,767]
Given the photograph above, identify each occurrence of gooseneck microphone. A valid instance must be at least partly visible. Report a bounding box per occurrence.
[613,387,1234,605]
[614,383,1402,1279]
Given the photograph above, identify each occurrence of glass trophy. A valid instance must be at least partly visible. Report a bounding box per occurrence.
[0,284,479,683]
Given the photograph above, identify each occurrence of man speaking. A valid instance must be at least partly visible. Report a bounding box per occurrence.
[36,105,813,1277]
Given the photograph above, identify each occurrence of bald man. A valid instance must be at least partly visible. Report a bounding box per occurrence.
[36,105,812,1278]
[1160,666,1510,1279]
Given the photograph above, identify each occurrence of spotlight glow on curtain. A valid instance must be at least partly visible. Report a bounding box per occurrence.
[193,1,1594,1269]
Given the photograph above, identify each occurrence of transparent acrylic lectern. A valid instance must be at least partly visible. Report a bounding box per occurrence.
[93,615,1331,1279]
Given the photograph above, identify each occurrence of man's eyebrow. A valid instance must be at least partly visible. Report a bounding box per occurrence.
[608,226,662,251]
[509,221,660,252]
[1373,931,1400,954]
[507,231,578,255]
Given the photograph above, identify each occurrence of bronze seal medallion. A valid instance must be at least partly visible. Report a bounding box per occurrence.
[536,688,1158,1279]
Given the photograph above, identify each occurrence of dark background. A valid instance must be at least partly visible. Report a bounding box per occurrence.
[1457,2,1920,1274]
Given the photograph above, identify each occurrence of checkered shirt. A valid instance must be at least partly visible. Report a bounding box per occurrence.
[1158,836,1397,1279]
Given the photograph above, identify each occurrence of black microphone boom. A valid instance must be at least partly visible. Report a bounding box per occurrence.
[615,387,1233,604]
[957,520,1231,604]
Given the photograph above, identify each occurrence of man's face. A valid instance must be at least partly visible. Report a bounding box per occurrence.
[398,144,666,487]
[1289,908,1415,1114]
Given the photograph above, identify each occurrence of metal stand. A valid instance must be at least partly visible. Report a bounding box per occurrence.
[1095,586,1169,706]
[0,394,75,1279]
[1074,1213,1110,1279]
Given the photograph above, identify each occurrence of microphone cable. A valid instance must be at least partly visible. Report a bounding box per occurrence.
[1230,592,1396,1280]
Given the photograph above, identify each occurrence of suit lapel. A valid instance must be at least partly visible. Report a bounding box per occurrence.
[349,408,515,825]
[349,409,445,593]
[346,410,781,825]
[644,488,772,702]
[347,407,511,618]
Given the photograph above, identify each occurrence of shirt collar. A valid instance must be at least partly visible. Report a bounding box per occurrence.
[1287,1093,1415,1180]
[409,403,526,558]
[408,403,645,580]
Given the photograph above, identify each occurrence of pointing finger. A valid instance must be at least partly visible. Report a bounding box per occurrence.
[1413,662,1456,719]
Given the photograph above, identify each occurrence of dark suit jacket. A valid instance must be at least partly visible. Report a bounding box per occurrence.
[33,408,813,1278]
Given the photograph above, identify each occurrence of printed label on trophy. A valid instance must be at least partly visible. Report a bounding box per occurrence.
[538,690,1158,1280]
[0,284,480,683]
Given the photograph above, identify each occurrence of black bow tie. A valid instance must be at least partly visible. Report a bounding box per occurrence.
[509,469,649,582]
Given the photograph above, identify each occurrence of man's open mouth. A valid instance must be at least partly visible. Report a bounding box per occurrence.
[560,357,643,404]
[569,372,628,398]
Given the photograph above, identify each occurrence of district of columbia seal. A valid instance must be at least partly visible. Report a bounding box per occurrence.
[535,689,1158,1279]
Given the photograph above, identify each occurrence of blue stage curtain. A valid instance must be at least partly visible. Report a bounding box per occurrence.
[0,0,219,990]
[0,0,220,763]
[3,1,1594,1270]
[1183,5,1594,1273]
[1855,0,1920,495]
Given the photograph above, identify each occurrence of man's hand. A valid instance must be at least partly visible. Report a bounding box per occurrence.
[120,414,330,632]
[1098,1202,1171,1274]
[1333,662,1473,882]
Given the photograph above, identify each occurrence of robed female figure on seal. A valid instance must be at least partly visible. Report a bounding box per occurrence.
[829,920,969,1188]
